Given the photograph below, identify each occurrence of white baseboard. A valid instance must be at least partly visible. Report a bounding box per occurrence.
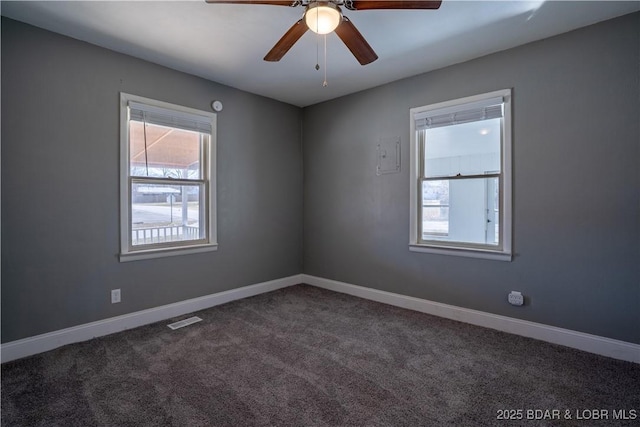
[301,274,640,364]
[1,274,303,363]
[4,273,638,364]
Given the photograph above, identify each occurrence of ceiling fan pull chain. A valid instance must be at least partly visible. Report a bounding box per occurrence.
[315,30,320,71]
[323,33,328,87]
[317,8,322,73]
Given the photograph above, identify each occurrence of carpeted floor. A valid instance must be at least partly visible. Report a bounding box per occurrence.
[2,284,639,426]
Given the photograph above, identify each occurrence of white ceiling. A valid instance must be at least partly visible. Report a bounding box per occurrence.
[2,1,638,107]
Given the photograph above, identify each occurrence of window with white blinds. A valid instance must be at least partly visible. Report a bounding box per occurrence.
[409,89,513,261]
[119,93,218,262]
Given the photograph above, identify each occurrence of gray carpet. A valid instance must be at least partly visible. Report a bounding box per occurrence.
[2,284,639,426]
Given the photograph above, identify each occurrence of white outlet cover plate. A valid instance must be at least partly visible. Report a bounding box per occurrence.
[111,289,121,303]
[508,291,523,306]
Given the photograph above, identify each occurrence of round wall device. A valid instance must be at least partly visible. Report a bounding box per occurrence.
[211,100,223,112]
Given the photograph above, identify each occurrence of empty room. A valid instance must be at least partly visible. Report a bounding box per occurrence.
[1,1,639,425]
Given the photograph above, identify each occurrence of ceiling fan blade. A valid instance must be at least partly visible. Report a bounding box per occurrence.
[205,0,297,5]
[264,19,309,62]
[347,0,442,10]
[334,17,378,65]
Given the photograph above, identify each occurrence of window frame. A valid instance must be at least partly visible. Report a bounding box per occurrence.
[119,93,217,262]
[409,89,512,261]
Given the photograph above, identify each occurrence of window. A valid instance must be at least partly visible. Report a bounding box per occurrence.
[119,93,217,261]
[409,89,512,261]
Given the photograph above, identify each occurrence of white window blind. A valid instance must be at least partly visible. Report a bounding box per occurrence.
[415,96,504,130]
[128,101,213,135]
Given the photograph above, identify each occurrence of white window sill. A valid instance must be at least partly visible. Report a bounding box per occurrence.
[409,244,512,261]
[119,243,218,262]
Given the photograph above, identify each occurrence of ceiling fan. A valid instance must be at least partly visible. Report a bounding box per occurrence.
[205,1,442,65]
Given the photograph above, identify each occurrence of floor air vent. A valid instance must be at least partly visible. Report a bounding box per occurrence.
[168,316,202,330]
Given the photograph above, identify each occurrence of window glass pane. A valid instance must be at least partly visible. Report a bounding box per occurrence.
[422,180,449,236]
[130,121,202,179]
[131,183,204,246]
[422,177,499,246]
[424,117,501,178]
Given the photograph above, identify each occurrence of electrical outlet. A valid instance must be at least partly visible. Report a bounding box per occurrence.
[508,291,524,306]
[111,289,121,304]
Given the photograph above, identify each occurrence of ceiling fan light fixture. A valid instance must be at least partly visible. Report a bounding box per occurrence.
[305,2,342,35]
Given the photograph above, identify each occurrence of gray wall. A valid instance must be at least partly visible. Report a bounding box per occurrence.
[3,12,639,346]
[1,18,303,343]
[302,12,640,343]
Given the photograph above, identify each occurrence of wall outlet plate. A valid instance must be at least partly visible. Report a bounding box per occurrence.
[508,291,523,306]
[111,289,121,304]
